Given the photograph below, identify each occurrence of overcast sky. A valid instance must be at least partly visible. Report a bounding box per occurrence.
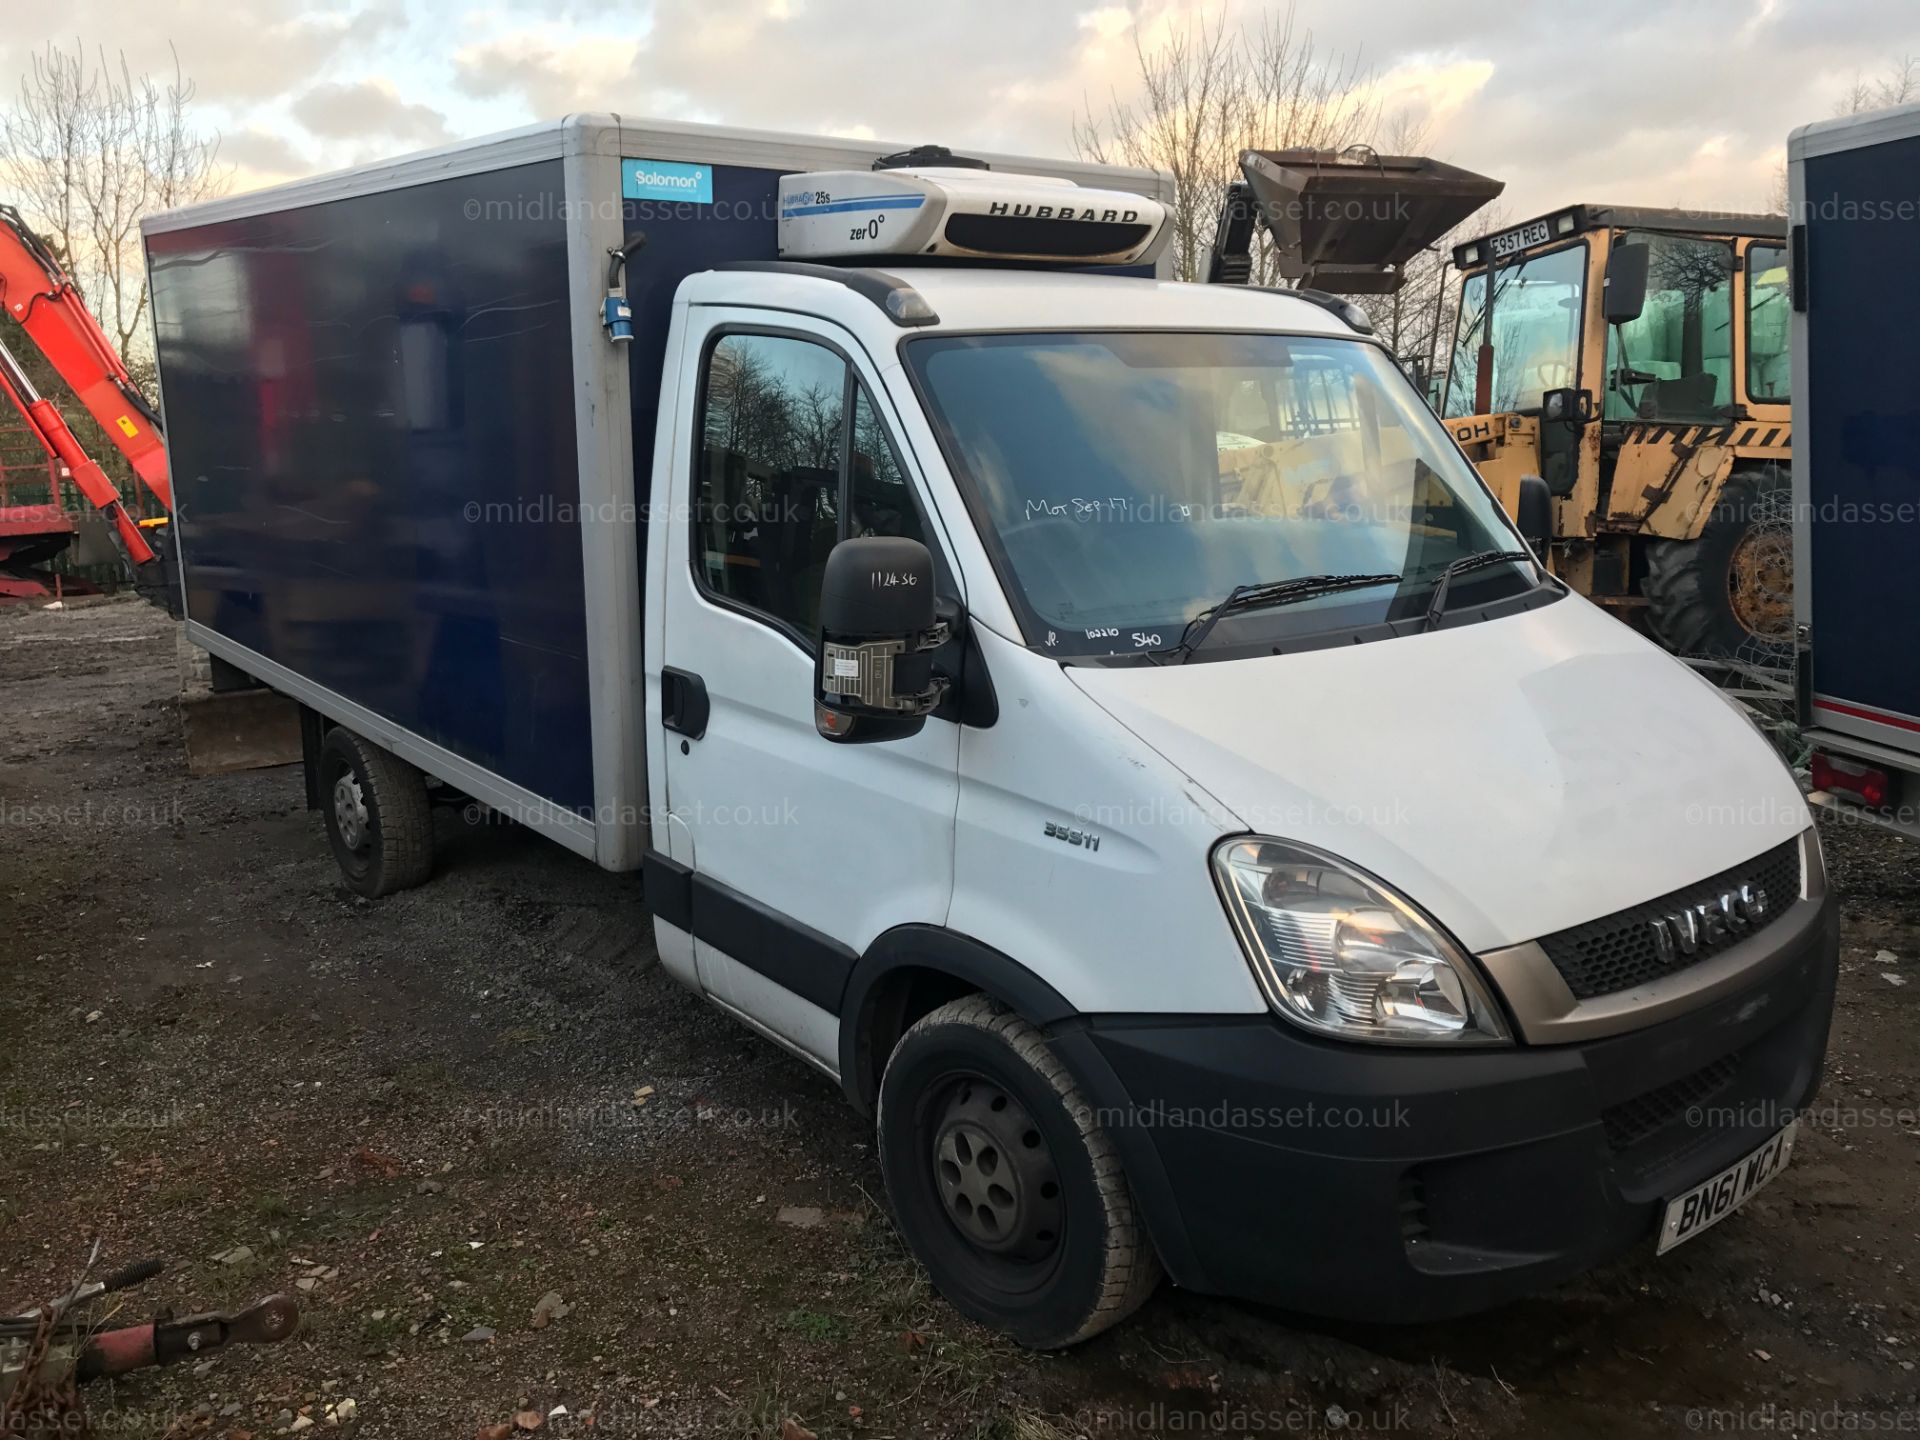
[2,0,1912,225]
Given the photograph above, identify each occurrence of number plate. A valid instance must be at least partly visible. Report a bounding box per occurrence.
[1657,1122,1797,1255]
[1488,219,1552,260]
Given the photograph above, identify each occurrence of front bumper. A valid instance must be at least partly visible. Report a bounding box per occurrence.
[1054,886,1840,1323]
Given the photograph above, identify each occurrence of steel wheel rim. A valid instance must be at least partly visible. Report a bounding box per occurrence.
[1728,526,1793,641]
[930,1074,1064,1265]
[332,772,370,854]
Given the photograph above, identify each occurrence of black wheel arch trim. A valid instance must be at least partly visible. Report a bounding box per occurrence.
[844,926,1080,1056]
[840,923,1210,1291]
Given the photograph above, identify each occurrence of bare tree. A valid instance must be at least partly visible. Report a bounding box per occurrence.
[0,41,227,363]
[1838,53,1918,116]
[1368,110,1450,371]
[1074,15,1511,391]
[1074,6,1377,286]
[1767,54,1918,212]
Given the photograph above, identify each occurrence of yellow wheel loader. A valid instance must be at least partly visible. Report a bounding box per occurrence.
[1211,151,1793,659]
[1440,207,1793,657]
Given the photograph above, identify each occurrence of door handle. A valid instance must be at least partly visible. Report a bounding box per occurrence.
[661,666,709,739]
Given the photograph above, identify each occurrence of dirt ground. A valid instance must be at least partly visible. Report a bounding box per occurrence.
[2,596,1917,1440]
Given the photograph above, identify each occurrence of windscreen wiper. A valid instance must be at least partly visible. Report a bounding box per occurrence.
[1160,572,1403,663]
[1423,550,1536,631]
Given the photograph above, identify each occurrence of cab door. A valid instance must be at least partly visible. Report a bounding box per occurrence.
[653,311,961,1068]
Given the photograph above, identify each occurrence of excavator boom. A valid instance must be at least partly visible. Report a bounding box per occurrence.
[0,334,153,565]
[0,203,170,511]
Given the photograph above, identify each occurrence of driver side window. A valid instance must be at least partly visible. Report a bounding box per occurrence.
[694,331,931,643]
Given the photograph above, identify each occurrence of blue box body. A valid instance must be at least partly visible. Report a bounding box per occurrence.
[144,117,1169,848]
[1797,129,1920,739]
[149,158,597,812]
[147,152,800,819]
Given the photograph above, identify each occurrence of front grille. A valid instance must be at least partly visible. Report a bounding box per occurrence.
[1602,1051,1745,1153]
[1538,839,1801,999]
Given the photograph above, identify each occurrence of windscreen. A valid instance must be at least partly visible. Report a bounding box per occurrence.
[906,330,1532,658]
[1444,243,1586,418]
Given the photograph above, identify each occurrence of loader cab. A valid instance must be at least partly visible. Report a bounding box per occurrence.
[1438,207,1795,656]
[1442,207,1791,433]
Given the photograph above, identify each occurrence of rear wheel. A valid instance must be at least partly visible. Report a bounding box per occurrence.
[1644,465,1793,659]
[318,727,434,897]
[876,996,1161,1348]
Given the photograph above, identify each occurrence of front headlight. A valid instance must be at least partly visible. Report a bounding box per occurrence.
[1212,838,1510,1045]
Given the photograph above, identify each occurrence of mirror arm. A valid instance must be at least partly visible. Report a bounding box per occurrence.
[1608,322,1650,408]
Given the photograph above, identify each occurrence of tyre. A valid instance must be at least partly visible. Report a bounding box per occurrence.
[317,727,434,897]
[1644,465,1793,659]
[875,995,1161,1348]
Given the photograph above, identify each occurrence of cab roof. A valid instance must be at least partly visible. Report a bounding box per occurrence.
[1454,203,1785,267]
[1565,204,1785,239]
[677,265,1358,340]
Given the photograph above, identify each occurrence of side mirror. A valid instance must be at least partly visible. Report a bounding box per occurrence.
[814,536,950,743]
[1541,387,1594,427]
[1603,242,1649,325]
[1515,474,1553,560]
[1537,390,1590,497]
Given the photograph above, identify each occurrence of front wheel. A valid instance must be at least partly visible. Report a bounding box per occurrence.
[318,727,434,897]
[1644,465,1793,659]
[876,996,1161,1348]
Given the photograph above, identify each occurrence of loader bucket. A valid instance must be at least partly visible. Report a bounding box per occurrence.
[1241,147,1504,293]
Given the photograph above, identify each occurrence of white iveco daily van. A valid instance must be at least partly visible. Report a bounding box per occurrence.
[665,264,1833,1347]
[147,120,1838,1349]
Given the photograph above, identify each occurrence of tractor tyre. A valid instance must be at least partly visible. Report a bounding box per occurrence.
[1643,464,1793,660]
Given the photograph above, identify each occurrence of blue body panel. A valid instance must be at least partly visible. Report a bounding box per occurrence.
[1803,133,1920,734]
[148,160,595,814]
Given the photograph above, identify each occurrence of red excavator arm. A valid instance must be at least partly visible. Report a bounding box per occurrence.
[0,203,171,514]
[0,333,153,564]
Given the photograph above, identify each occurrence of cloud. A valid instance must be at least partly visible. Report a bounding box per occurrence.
[417,0,1916,223]
[585,0,1177,157]
[1259,0,1919,221]
[1078,8,1133,43]
[291,78,453,145]
[0,0,1912,231]
[220,125,315,178]
[1371,56,1495,134]
[452,28,644,117]
[0,1,404,107]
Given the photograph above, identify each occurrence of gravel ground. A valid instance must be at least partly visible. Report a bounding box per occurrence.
[1,596,1917,1439]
